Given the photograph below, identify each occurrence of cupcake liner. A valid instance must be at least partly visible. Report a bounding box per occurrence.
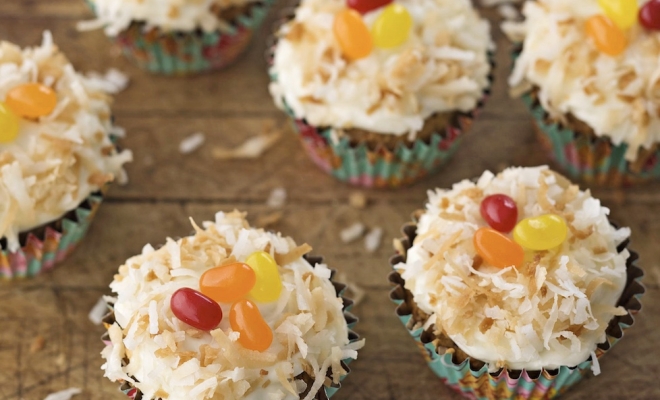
[388,214,645,400]
[0,190,105,280]
[101,254,361,400]
[266,10,492,188]
[98,0,274,75]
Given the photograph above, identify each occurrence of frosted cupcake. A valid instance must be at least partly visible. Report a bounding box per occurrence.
[389,166,644,399]
[269,0,492,188]
[506,0,660,185]
[0,32,132,280]
[101,211,363,400]
[80,0,274,74]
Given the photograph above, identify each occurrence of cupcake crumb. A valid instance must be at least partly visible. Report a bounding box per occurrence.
[29,335,45,354]
[348,192,367,209]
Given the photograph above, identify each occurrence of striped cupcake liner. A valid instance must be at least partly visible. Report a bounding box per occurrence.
[99,0,274,75]
[286,113,476,189]
[388,215,645,400]
[0,190,104,280]
[524,93,660,186]
[101,256,361,400]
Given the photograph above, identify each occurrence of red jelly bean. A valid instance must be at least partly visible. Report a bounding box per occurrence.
[480,194,518,233]
[640,0,660,30]
[170,288,223,331]
[347,0,393,14]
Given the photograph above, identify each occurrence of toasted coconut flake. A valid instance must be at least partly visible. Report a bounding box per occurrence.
[211,131,282,160]
[275,243,313,267]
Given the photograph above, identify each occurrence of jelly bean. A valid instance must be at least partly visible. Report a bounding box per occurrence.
[347,0,392,14]
[585,15,627,56]
[480,194,518,233]
[372,4,413,49]
[246,251,282,303]
[333,9,373,60]
[0,102,20,144]
[639,0,660,30]
[473,227,524,269]
[5,83,57,119]
[200,262,256,304]
[598,0,638,30]
[513,214,568,251]
[230,299,273,352]
[170,288,223,331]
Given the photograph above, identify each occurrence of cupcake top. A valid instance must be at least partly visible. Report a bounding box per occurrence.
[269,0,492,137]
[101,211,363,400]
[397,166,629,371]
[0,32,131,251]
[506,0,660,161]
[84,0,261,36]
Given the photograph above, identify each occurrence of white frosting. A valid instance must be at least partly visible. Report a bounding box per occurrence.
[397,166,629,371]
[269,0,492,136]
[101,211,363,400]
[85,0,260,36]
[506,0,660,161]
[0,32,132,251]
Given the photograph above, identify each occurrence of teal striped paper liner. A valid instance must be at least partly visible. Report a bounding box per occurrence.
[101,256,361,400]
[0,191,104,281]
[388,218,645,400]
[92,0,274,75]
[286,113,472,189]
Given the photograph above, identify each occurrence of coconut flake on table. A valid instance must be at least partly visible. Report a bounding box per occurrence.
[267,187,287,208]
[211,131,282,159]
[89,297,109,325]
[44,388,82,400]
[179,132,206,154]
[340,222,365,244]
[364,227,383,253]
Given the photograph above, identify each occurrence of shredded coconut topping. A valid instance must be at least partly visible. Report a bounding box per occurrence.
[506,0,660,161]
[101,211,363,400]
[398,166,629,371]
[82,0,262,36]
[0,32,132,251]
[269,0,492,136]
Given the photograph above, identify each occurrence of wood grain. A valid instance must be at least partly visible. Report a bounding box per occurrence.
[0,1,659,400]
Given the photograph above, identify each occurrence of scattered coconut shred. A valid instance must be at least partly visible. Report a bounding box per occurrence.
[0,31,132,251]
[44,388,82,400]
[398,166,629,372]
[102,211,364,400]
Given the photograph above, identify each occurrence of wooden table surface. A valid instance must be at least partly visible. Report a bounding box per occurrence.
[1,1,659,399]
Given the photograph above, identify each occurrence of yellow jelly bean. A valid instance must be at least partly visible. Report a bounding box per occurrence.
[0,102,20,144]
[6,83,58,119]
[333,9,373,61]
[598,0,639,30]
[513,214,568,251]
[246,251,282,303]
[585,15,627,56]
[372,4,413,49]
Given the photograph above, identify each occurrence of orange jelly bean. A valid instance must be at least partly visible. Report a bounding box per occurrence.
[585,15,627,56]
[199,262,256,304]
[6,83,57,119]
[333,9,373,61]
[230,299,273,352]
[473,227,524,269]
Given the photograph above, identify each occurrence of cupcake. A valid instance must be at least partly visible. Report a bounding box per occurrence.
[506,0,660,186]
[101,211,364,400]
[268,0,493,188]
[0,32,132,280]
[80,0,274,75]
[389,166,644,399]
